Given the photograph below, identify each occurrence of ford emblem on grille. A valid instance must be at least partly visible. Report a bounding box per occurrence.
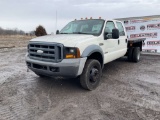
[37,50,44,54]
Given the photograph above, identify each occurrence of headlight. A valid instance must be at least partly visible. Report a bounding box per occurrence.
[69,49,75,53]
[64,47,80,59]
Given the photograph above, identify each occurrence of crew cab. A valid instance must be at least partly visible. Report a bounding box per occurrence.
[26,19,145,90]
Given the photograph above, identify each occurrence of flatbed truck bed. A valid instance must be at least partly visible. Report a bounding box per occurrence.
[128,38,146,43]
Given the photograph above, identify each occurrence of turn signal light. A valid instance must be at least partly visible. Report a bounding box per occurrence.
[66,54,76,59]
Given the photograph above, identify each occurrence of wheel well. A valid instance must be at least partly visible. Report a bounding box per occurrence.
[128,42,143,51]
[87,52,103,67]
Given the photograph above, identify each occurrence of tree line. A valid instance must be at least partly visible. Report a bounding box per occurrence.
[0,25,47,36]
[0,27,35,36]
[0,27,26,35]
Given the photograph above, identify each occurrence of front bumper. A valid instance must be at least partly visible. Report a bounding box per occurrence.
[26,55,87,78]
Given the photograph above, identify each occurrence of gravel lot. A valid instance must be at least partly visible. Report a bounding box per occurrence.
[0,48,160,120]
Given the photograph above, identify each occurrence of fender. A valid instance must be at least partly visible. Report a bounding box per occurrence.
[81,45,104,67]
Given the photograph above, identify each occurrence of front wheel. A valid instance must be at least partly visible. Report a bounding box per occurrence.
[80,59,102,90]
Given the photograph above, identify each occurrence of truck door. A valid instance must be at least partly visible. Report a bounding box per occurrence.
[103,21,119,63]
[115,21,127,56]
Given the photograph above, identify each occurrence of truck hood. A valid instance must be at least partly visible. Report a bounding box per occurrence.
[30,34,97,47]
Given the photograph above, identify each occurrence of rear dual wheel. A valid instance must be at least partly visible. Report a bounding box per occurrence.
[128,47,140,62]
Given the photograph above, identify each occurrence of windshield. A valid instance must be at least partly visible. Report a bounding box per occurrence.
[60,19,105,36]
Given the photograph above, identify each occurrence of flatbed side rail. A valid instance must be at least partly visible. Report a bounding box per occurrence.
[128,38,146,43]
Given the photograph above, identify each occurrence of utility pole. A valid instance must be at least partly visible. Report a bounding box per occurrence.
[55,10,57,34]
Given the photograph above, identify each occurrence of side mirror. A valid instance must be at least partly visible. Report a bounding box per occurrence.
[56,30,59,34]
[112,29,119,39]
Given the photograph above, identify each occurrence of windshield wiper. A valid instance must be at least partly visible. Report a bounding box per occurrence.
[73,32,90,34]
[59,33,70,34]
[60,32,93,35]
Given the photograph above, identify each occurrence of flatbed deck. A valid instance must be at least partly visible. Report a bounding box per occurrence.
[128,38,146,43]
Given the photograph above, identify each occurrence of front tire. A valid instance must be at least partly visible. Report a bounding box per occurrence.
[80,59,102,90]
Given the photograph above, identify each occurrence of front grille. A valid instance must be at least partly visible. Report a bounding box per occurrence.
[28,42,63,62]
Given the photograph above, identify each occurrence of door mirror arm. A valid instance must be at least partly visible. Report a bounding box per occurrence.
[104,32,109,40]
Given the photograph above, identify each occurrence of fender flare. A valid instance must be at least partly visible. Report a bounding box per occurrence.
[81,45,104,67]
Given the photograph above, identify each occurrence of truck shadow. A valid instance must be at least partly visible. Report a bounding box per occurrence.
[32,57,129,93]
[35,76,86,93]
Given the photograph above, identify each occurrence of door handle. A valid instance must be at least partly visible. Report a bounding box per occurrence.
[125,39,128,43]
[118,39,120,45]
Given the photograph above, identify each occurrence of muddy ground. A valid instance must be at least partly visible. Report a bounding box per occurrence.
[0,48,160,120]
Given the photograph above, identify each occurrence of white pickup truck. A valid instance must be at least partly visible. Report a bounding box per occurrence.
[26,19,145,90]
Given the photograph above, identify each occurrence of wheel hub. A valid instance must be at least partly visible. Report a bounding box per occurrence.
[90,68,99,83]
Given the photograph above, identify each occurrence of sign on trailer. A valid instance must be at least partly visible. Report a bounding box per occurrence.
[116,15,160,53]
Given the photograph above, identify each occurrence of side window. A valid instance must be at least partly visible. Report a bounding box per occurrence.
[105,21,115,33]
[116,22,125,36]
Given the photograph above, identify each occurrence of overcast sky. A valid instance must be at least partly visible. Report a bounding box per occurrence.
[0,0,160,34]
